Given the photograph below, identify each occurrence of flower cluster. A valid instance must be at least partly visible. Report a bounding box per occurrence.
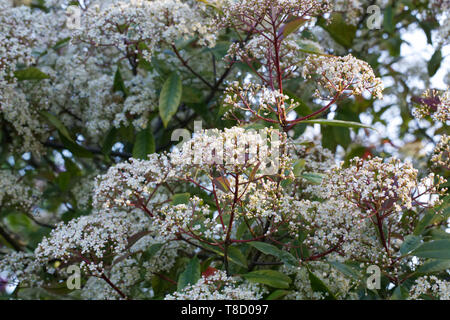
[0,170,41,211]
[429,0,450,45]
[71,172,100,211]
[1,0,219,153]
[81,236,186,299]
[287,199,367,258]
[80,258,142,300]
[0,2,67,153]
[35,211,136,275]
[431,135,449,169]
[156,197,220,240]
[289,140,335,174]
[93,154,174,212]
[316,157,446,215]
[410,275,450,300]
[165,270,266,300]
[302,54,384,99]
[39,49,160,140]
[170,127,285,174]
[223,82,299,122]
[0,1,65,82]
[226,35,321,80]
[332,0,364,25]
[284,261,356,299]
[413,89,449,123]
[72,0,217,62]
[0,252,43,289]
[220,0,331,30]
[93,127,293,244]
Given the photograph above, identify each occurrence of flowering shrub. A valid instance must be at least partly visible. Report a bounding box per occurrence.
[0,0,448,300]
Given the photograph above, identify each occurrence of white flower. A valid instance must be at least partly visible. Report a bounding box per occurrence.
[72,0,217,61]
[35,211,135,275]
[431,134,449,169]
[316,157,446,215]
[302,54,384,99]
[410,276,450,300]
[0,252,43,288]
[165,270,266,300]
[0,170,41,210]
[413,89,449,122]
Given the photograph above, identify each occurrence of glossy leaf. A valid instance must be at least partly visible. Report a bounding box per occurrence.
[301,119,376,130]
[412,240,450,259]
[307,269,336,300]
[171,193,191,205]
[14,67,50,81]
[132,127,155,160]
[159,73,182,127]
[242,270,292,289]
[178,256,201,291]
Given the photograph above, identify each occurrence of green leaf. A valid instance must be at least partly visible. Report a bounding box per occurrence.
[416,259,450,274]
[248,242,297,267]
[430,229,450,240]
[280,17,308,38]
[178,256,201,291]
[300,172,324,184]
[419,20,437,45]
[132,127,155,160]
[328,261,362,280]
[59,134,94,158]
[300,119,376,130]
[182,86,203,104]
[213,176,231,193]
[386,35,402,57]
[14,67,50,81]
[171,193,191,205]
[297,40,323,55]
[101,128,118,156]
[56,171,71,192]
[307,269,336,300]
[39,111,73,141]
[208,41,231,60]
[248,241,282,257]
[391,285,409,300]
[400,235,422,255]
[52,37,70,50]
[292,159,306,176]
[242,270,292,289]
[414,211,436,235]
[317,13,356,49]
[40,110,94,158]
[428,49,442,77]
[383,5,395,34]
[202,244,247,269]
[159,73,182,127]
[278,251,298,267]
[412,240,450,259]
[227,246,248,269]
[142,243,164,261]
[266,289,291,300]
[113,66,129,97]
